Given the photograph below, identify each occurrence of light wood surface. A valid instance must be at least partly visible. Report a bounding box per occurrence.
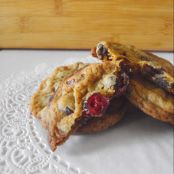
[0,0,173,50]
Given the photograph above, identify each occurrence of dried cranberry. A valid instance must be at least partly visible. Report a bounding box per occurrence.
[83,93,109,117]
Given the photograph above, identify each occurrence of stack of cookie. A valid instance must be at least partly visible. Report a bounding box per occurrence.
[31,42,174,151]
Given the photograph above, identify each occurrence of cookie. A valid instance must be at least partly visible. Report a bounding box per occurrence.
[31,62,128,148]
[127,76,174,124]
[93,41,174,94]
[92,41,174,124]
[37,61,130,150]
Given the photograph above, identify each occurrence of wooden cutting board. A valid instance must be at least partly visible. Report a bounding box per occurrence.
[0,0,173,51]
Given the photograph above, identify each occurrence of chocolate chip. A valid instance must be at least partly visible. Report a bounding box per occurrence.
[153,77,168,89]
[152,76,173,93]
[119,58,133,75]
[116,72,129,96]
[97,44,109,59]
[65,107,73,115]
[142,64,173,93]
[142,64,164,76]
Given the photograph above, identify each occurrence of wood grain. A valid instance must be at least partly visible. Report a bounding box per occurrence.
[0,0,173,50]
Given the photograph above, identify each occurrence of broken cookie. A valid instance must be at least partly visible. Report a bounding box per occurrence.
[93,41,174,94]
[31,60,130,150]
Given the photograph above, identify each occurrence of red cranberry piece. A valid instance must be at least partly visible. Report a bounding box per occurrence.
[83,93,109,117]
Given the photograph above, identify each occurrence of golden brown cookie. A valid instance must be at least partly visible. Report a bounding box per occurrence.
[93,41,174,94]
[92,41,174,124]
[127,76,174,124]
[36,61,129,151]
[31,62,128,149]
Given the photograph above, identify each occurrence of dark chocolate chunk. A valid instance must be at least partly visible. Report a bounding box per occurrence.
[151,76,174,94]
[65,107,73,115]
[97,44,109,59]
[142,63,174,94]
[142,64,164,76]
[116,72,129,96]
[153,77,169,90]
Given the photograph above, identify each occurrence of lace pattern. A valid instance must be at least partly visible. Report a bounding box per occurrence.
[0,59,97,174]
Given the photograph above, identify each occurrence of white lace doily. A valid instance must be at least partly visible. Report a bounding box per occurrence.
[0,56,173,174]
[0,57,98,174]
